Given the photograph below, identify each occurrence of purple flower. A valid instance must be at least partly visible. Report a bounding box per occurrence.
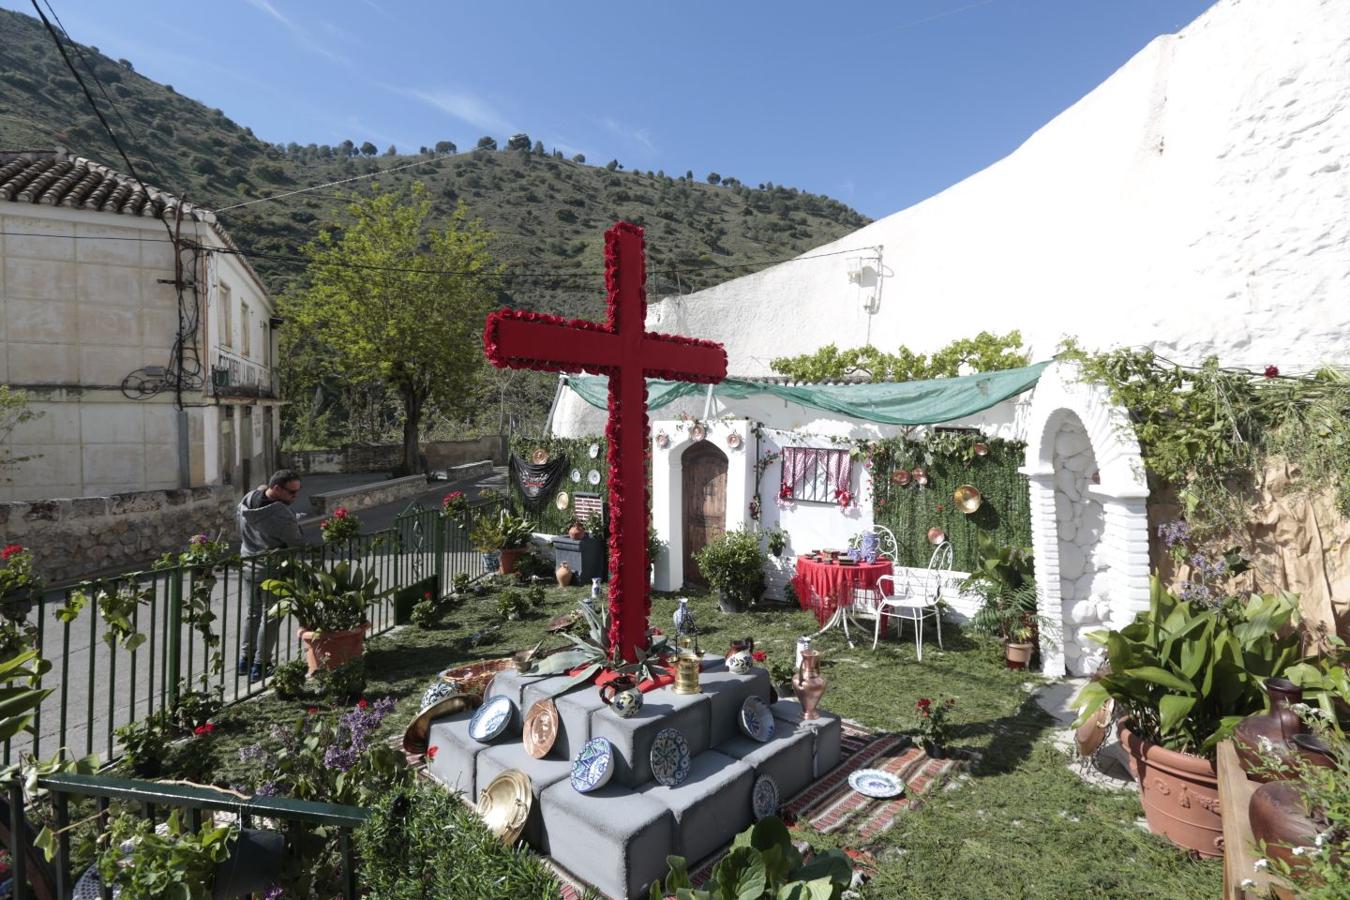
[323,696,396,772]
[1157,521,1191,548]
[263,888,284,900]
[190,533,210,545]
[254,781,281,798]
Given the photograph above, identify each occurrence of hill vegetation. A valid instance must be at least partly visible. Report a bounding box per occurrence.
[0,7,869,440]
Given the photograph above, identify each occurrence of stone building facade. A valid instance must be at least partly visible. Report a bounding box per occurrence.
[0,149,283,501]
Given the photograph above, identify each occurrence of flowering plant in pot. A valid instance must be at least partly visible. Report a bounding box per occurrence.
[319,506,361,542]
[694,528,766,613]
[264,559,377,673]
[1070,578,1347,857]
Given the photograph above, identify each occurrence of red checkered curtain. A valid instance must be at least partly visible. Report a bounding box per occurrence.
[780,447,851,502]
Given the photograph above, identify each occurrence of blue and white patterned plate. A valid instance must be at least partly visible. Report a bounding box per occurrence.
[468,695,514,743]
[848,768,904,799]
[650,727,691,787]
[739,696,775,743]
[751,774,779,821]
[571,737,615,793]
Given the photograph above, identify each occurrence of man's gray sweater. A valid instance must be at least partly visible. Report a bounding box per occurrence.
[236,489,304,558]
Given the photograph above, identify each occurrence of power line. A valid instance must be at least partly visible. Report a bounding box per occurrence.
[214,155,450,213]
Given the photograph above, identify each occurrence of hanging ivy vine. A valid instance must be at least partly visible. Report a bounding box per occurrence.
[1059,341,1350,540]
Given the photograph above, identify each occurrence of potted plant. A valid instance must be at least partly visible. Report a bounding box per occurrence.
[496,510,536,575]
[962,534,1041,668]
[470,517,505,573]
[764,526,788,557]
[264,559,377,674]
[566,518,586,540]
[913,697,957,758]
[694,528,766,613]
[1071,579,1347,857]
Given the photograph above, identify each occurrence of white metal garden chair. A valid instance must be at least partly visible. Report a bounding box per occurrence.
[872,541,953,658]
[870,525,899,562]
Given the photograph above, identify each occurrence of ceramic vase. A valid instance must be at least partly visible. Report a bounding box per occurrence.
[726,637,755,659]
[792,649,827,720]
[555,561,574,588]
[1234,677,1305,781]
[673,597,695,635]
[600,676,643,718]
[727,650,753,675]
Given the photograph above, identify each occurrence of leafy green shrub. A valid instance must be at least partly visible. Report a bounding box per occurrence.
[1072,579,1348,756]
[512,552,553,582]
[355,780,561,899]
[270,658,309,700]
[319,657,367,703]
[650,816,853,899]
[98,809,234,900]
[263,560,377,632]
[115,710,173,777]
[409,597,440,629]
[497,590,529,621]
[170,683,223,732]
[694,528,765,612]
[451,572,472,594]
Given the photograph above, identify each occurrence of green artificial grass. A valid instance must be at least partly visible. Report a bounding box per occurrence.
[183,582,1220,899]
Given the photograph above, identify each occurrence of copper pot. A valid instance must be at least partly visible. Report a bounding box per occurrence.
[1249,780,1323,875]
[1234,677,1306,782]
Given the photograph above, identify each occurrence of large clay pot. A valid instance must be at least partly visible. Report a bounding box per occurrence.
[555,561,574,588]
[299,624,368,675]
[1118,722,1223,858]
[793,649,827,720]
[499,547,528,576]
[567,523,586,540]
[1249,779,1322,876]
[1004,641,1033,670]
[1234,677,1305,781]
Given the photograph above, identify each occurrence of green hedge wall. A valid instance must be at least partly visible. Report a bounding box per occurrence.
[508,434,608,535]
[867,435,1031,572]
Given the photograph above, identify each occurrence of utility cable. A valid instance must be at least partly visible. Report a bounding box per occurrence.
[214,155,448,212]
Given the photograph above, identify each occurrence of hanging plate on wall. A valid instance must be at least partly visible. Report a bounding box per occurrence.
[531,448,549,465]
[954,485,983,514]
[588,469,601,485]
[726,432,742,449]
[555,491,570,511]
[655,432,670,449]
[588,443,601,459]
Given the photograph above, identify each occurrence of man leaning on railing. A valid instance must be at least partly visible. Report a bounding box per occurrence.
[236,469,307,682]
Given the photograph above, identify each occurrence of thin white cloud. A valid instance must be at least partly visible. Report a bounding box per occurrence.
[242,0,349,65]
[386,85,517,139]
[599,116,656,153]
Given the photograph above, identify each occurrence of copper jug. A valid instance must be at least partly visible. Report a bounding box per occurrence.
[1234,677,1305,781]
[792,649,827,720]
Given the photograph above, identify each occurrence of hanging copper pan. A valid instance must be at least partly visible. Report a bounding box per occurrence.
[954,485,983,515]
[891,469,910,486]
[972,442,989,457]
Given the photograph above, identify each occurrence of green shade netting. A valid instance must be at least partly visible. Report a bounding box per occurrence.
[561,361,1052,426]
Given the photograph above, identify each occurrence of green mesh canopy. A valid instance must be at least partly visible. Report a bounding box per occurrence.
[561,361,1051,426]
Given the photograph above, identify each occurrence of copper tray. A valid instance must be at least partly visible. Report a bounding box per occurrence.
[523,698,560,759]
[439,658,514,699]
[477,770,532,844]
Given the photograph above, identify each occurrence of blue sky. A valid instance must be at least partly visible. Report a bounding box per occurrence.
[8,0,1217,218]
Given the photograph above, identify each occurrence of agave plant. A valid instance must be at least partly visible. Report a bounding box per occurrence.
[531,598,670,689]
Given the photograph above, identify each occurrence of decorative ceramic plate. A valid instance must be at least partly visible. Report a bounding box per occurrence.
[891,470,910,486]
[739,696,775,743]
[587,469,601,485]
[849,768,904,799]
[523,699,560,759]
[655,432,670,449]
[751,774,779,821]
[571,737,615,793]
[531,448,549,465]
[468,695,514,743]
[726,432,742,449]
[690,425,706,442]
[570,468,582,483]
[650,728,691,787]
[555,491,570,511]
[588,442,601,459]
[477,770,532,843]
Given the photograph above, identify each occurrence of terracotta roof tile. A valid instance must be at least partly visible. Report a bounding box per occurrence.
[0,148,213,223]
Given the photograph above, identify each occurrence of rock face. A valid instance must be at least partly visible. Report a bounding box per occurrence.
[555,0,1350,435]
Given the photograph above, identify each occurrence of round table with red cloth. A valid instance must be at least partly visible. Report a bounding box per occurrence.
[793,558,894,627]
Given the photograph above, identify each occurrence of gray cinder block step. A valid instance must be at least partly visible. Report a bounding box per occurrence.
[637,748,754,866]
[540,777,676,900]
[699,665,770,746]
[424,711,484,800]
[476,741,574,852]
[770,698,843,778]
[718,716,817,801]
[590,686,712,788]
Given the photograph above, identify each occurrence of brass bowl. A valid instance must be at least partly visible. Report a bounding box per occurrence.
[477,770,533,844]
[402,692,478,755]
[954,485,983,514]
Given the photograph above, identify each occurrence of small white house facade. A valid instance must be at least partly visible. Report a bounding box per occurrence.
[0,149,283,500]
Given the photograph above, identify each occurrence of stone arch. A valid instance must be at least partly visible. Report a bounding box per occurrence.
[1021,362,1150,676]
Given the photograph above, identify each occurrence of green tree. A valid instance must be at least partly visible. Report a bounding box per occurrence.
[359,141,377,156]
[606,159,619,171]
[770,332,1029,383]
[476,136,497,150]
[286,186,498,474]
[706,172,721,185]
[506,133,531,151]
[434,140,456,155]
[571,153,586,163]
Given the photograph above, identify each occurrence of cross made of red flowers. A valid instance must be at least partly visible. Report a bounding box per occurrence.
[484,223,727,662]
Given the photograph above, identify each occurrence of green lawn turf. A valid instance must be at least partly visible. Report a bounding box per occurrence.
[192,581,1220,899]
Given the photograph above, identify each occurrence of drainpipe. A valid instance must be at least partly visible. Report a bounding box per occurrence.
[176,408,191,488]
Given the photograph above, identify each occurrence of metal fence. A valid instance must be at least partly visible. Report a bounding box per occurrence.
[4,497,505,767]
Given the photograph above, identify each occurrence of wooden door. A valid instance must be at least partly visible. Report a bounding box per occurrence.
[683,441,728,585]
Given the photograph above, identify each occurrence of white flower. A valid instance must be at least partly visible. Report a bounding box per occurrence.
[1292,845,1311,857]
[1290,702,1311,714]
[1254,858,1270,871]
[1239,880,1257,890]
[1257,735,1276,753]
[1315,830,1329,848]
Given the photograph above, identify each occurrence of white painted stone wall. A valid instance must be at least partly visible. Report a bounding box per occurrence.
[1051,416,1108,674]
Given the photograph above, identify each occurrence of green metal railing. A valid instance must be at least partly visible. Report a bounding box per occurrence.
[6,772,369,900]
[4,497,505,767]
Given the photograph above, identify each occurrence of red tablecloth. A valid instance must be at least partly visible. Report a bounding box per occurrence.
[793,558,894,627]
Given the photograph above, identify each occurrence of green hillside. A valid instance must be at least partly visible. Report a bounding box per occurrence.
[0,7,869,323]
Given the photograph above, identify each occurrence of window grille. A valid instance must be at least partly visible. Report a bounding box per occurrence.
[780,447,851,503]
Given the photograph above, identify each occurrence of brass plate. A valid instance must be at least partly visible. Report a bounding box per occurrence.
[523,698,560,759]
[403,692,477,755]
[555,490,570,511]
[477,769,532,844]
[954,484,983,514]
[532,448,549,464]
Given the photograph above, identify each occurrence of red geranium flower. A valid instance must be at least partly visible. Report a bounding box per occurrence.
[194,723,215,736]
[426,745,439,761]
[752,651,766,662]
[334,507,348,518]
[306,706,319,715]
[1264,365,1280,379]
[916,698,931,710]
[1,544,24,561]
[423,591,432,600]
[357,698,368,710]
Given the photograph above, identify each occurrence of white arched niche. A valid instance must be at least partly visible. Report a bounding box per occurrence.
[1021,362,1150,677]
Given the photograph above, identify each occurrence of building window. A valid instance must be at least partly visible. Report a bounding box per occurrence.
[780,447,852,503]
[241,302,251,357]
[219,283,233,348]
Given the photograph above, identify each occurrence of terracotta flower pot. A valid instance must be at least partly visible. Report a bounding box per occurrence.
[499,547,528,576]
[1118,722,1223,858]
[299,624,368,675]
[1004,641,1033,669]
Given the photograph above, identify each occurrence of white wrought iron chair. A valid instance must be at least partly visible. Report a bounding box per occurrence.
[870,525,899,562]
[840,525,901,644]
[872,541,953,658]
